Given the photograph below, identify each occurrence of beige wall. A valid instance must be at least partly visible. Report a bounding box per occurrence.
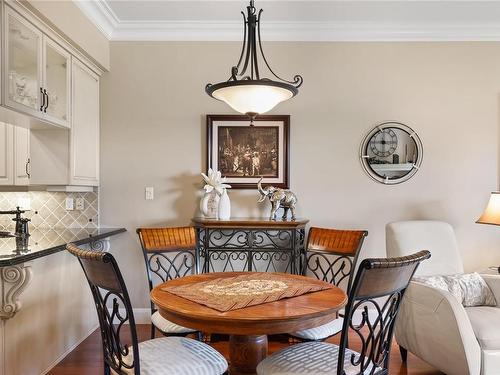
[101,41,500,307]
[26,0,110,70]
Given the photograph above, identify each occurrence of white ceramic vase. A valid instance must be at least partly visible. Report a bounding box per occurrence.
[218,189,231,220]
[200,191,219,218]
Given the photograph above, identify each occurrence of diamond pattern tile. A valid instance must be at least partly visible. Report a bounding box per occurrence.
[0,191,99,231]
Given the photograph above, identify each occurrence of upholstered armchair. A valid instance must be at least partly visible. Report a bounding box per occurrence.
[386,220,500,375]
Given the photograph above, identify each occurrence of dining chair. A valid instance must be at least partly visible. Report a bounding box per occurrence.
[66,243,228,375]
[257,250,431,375]
[291,227,368,341]
[136,227,200,339]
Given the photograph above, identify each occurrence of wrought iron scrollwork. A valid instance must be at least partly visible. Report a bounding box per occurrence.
[209,230,251,248]
[252,230,292,249]
[346,291,403,374]
[305,253,353,287]
[92,286,135,373]
[252,251,292,273]
[208,251,249,273]
[148,251,195,284]
[196,227,305,274]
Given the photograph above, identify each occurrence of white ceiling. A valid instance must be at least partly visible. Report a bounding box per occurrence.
[74,0,500,41]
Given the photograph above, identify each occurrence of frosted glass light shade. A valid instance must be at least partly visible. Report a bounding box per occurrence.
[477,192,500,226]
[207,81,297,116]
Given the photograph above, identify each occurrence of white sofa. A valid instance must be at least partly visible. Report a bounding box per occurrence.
[386,220,500,375]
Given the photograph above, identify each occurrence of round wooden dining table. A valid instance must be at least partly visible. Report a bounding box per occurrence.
[151,272,347,375]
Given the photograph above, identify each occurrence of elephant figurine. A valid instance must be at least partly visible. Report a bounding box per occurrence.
[257,177,298,220]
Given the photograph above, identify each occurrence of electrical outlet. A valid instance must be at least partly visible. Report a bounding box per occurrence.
[75,198,85,210]
[65,198,74,210]
[145,187,154,200]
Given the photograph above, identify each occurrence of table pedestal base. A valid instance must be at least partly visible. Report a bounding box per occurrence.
[229,334,268,374]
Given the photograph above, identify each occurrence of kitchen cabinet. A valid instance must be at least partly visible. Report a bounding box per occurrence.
[42,37,71,127]
[70,59,99,186]
[0,122,29,186]
[3,6,70,128]
[0,122,14,185]
[3,6,43,119]
[14,125,30,185]
[30,60,99,188]
[1,2,101,188]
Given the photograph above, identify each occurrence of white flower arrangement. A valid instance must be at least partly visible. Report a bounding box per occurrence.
[201,168,231,196]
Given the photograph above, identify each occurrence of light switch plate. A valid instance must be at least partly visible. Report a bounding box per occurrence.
[65,198,74,210]
[75,198,85,210]
[145,187,154,200]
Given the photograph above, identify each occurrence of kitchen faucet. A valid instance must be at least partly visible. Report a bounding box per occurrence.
[0,207,30,237]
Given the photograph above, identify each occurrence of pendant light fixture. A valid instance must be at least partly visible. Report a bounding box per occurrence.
[206,0,303,124]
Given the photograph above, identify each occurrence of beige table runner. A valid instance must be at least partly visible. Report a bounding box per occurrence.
[162,273,333,312]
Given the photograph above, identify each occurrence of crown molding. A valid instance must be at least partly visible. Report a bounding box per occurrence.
[74,0,500,42]
[73,0,119,39]
[110,21,500,42]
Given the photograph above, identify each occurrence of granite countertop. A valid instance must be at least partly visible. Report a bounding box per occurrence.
[0,227,126,267]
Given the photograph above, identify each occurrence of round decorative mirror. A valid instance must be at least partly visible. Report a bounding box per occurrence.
[360,122,423,185]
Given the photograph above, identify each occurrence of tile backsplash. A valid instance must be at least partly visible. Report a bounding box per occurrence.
[0,191,98,231]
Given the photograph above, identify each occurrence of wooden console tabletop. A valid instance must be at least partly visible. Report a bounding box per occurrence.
[191,217,309,229]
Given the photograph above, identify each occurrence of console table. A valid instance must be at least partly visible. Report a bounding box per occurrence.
[191,217,308,275]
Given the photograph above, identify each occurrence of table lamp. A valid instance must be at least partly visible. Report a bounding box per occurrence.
[476,192,500,272]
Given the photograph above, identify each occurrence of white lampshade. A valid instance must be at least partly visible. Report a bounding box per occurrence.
[477,192,500,226]
[211,84,294,115]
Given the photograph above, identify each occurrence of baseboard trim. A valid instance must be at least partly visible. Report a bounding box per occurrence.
[40,324,99,375]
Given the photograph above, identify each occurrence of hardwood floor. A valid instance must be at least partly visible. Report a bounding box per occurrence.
[49,325,443,375]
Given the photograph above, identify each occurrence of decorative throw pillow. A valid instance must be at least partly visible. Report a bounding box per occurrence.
[413,272,497,307]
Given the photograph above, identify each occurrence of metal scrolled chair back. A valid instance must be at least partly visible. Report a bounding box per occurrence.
[304,227,368,292]
[66,243,139,375]
[137,227,197,285]
[337,250,431,375]
[137,227,197,305]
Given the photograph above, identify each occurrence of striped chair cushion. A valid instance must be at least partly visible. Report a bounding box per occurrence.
[151,311,196,334]
[113,337,227,375]
[257,341,382,375]
[290,318,343,340]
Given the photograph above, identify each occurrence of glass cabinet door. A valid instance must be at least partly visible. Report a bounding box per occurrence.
[44,38,70,127]
[5,8,43,115]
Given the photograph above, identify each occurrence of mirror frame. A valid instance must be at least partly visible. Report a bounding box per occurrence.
[359,122,423,185]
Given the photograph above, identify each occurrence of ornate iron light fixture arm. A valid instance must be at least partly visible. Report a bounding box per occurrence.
[257,9,303,87]
[224,0,303,86]
[231,11,248,81]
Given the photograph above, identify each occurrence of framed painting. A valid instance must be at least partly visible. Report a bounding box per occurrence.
[206,115,290,189]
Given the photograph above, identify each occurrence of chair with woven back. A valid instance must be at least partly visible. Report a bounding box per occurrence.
[290,227,368,341]
[66,243,228,375]
[136,226,200,339]
[257,250,431,375]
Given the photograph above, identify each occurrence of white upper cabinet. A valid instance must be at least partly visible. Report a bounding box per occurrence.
[70,59,99,186]
[0,122,14,185]
[4,7,43,118]
[0,3,101,188]
[3,6,71,128]
[43,38,71,128]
